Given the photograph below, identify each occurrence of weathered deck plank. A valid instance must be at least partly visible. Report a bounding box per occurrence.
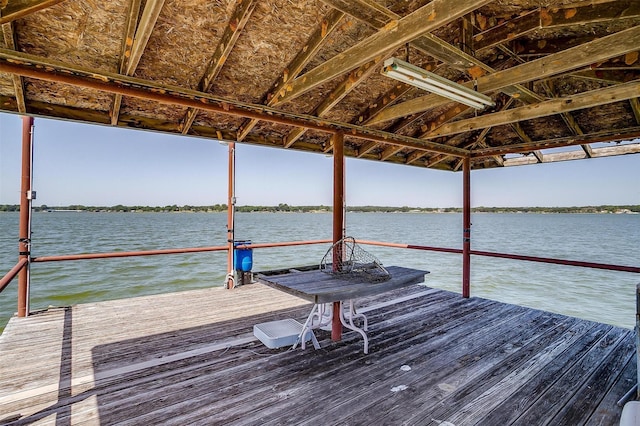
[0,283,635,425]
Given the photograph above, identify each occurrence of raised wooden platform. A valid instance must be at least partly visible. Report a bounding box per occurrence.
[0,283,635,425]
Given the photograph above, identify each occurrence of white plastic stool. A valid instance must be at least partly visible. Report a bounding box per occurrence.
[620,401,640,426]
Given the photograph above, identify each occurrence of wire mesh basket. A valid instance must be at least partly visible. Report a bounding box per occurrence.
[320,237,391,283]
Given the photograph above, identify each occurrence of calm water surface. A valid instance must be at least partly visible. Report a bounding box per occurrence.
[0,211,638,332]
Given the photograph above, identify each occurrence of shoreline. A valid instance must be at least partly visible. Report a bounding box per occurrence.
[1,205,638,214]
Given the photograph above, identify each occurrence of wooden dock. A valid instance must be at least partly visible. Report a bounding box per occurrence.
[0,282,635,425]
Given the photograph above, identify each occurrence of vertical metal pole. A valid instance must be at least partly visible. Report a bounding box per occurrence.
[18,116,34,317]
[226,142,236,289]
[462,156,471,298]
[332,132,344,341]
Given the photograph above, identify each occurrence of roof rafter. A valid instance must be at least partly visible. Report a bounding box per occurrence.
[356,141,378,157]
[321,0,477,70]
[110,0,141,125]
[415,97,511,167]
[179,0,256,135]
[630,97,640,125]
[283,54,386,148]
[425,124,494,168]
[371,25,640,125]
[319,0,541,156]
[272,0,493,106]
[426,80,640,139]
[110,0,164,125]
[354,82,412,126]
[510,122,540,162]
[502,143,640,167]
[0,48,470,158]
[570,69,640,85]
[0,0,66,24]
[1,22,25,113]
[472,127,640,158]
[323,0,541,114]
[454,136,499,171]
[379,145,404,161]
[237,9,345,141]
[418,103,473,139]
[12,95,301,150]
[513,35,596,58]
[473,2,640,51]
[540,80,592,157]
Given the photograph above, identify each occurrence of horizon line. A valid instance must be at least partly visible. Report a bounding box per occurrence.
[1,203,638,210]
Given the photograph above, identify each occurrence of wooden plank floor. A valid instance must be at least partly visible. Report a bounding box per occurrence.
[0,283,635,425]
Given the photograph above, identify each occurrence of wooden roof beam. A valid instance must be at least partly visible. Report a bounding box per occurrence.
[236,9,344,141]
[0,49,470,158]
[502,143,640,167]
[0,0,66,25]
[319,0,389,28]
[474,2,640,51]
[418,96,515,162]
[540,80,592,158]
[427,126,493,169]
[471,127,640,158]
[272,0,492,106]
[510,120,543,162]
[6,95,323,156]
[283,55,385,148]
[405,150,426,165]
[570,69,640,85]
[454,137,506,170]
[124,0,165,76]
[110,0,141,125]
[357,141,378,158]
[513,36,597,58]
[110,0,164,125]
[320,3,539,153]
[531,150,544,163]
[322,0,541,120]
[425,80,640,140]
[354,82,412,126]
[320,0,477,71]
[371,25,640,125]
[418,104,473,139]
[379,145,403,161]
[17,95,301,150]
[118,0,143,77]
[511,121,533,142]
[1,22,25,113]
[630,97,640,125]
[179,0,256,135]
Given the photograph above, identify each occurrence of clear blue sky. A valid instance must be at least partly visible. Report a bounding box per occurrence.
[0,113,638,207]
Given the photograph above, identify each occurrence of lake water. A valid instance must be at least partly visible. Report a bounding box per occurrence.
[0,211,638,333]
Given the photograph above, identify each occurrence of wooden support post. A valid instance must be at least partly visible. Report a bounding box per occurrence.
[226,142,236,289]
[462,156,471,298]
[332,132,344,341]
[18,116,33,317]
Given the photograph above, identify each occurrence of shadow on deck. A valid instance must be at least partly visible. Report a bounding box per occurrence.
[0,284,635,425]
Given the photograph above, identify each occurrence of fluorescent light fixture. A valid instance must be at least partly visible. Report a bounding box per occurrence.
[381,57,495,109]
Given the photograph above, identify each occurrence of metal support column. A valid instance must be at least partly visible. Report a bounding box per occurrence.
[226,142,236,289]
[332,132,344,341]
[18,116,34,316]
[462,156,471,298]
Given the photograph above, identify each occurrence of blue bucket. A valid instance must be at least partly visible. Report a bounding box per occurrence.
[234,240,253,272]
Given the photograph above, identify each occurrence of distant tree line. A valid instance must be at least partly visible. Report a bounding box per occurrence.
[0,204,638,213]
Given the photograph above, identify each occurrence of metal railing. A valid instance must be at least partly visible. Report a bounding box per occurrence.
[0,239,332,294]
[357,239,640,274]
[1,238,637,314]
[0,258,27,293]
